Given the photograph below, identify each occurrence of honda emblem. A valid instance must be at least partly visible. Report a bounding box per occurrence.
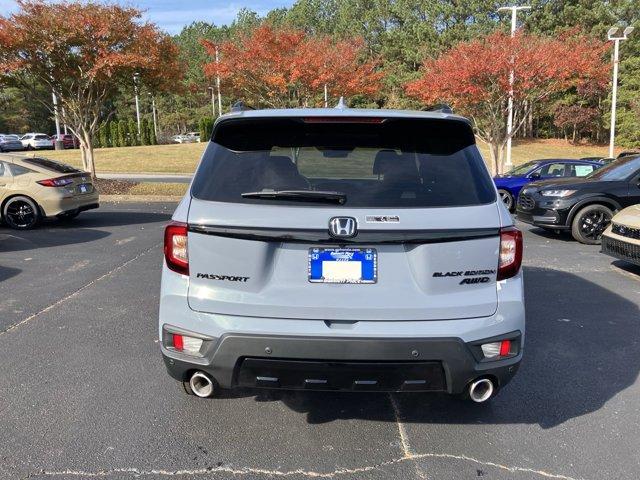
[329,217,357,238]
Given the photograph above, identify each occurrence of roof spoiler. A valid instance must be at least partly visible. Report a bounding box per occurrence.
[424,103,453,114]
[231,101,255,113]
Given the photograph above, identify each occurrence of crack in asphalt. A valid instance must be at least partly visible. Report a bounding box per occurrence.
[0,242,161,337]
[23,453,585,479]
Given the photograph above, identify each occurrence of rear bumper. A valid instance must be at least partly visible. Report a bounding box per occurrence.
[161,330,522,394]
[39,191,100,217]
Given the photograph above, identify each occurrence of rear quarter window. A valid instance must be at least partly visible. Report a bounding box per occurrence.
[191,117,496,208]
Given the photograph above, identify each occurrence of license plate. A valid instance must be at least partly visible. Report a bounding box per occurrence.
[308,248,377,284]
[78,183,90,194]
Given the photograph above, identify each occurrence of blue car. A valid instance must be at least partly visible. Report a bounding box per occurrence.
[494,158,604,211]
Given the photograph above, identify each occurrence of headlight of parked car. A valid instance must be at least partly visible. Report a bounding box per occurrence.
[540,189,576,197]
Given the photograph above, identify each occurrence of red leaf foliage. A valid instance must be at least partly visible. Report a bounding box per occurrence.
[405,30,608,116]
[202,25,382,107]
[0,1,182,93]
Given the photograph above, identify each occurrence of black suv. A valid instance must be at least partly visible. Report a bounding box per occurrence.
[516,155,640,244]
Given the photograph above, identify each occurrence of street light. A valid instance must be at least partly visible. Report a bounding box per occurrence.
[208,86,216,117]
[148,93,158,138]
[498,5,531,172]
[607,26,634,158]
[133,72,141,136]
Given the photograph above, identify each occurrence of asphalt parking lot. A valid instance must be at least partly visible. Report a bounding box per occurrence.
[1,201,639,480]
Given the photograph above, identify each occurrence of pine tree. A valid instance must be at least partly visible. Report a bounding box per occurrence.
[110,121,119,148]
[117,120,128,147]
[128,119,138,146]
[141,118,150,145]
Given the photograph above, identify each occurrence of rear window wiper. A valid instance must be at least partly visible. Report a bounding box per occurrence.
[241,190,347,204]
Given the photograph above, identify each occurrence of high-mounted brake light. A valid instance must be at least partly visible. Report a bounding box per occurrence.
[302,117,386,124]
[497,226,523,281]
[37,177,74,187]
[164,221,189,275]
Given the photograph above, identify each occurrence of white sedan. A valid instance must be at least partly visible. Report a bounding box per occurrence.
[20,133,54,150]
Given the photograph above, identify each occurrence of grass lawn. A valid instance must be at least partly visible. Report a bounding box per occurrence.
[40,138,617,175]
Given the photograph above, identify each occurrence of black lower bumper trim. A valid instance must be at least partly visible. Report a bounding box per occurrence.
[236,358,446,392]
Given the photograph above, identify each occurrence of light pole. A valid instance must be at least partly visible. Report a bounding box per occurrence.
[208,86,216,117]
[149,93,158,138]
[607,26,634,159]
[133,72,141,136]
[498,5,531,173]
[215,46,222,115]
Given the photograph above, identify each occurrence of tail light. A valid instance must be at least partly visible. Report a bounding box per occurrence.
[164,221,189,275]
[37,177,74,187]
[497,226,523,280]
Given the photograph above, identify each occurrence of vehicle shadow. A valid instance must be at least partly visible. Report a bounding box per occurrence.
[0,210,171,252]
[526,227,575,242]
[0,265,20,282]
[239,266,640,428]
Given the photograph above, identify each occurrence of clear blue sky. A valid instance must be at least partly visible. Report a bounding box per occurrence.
[0,1,295,34]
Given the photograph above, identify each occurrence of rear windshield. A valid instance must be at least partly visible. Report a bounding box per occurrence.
[191,117,496,208]
[23,157,81,174]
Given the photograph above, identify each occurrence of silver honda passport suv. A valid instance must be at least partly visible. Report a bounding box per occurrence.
[160,107,524,402]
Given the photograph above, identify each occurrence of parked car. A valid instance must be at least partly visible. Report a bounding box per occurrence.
[51,133,78,149]
[516,154,640,244]
[159,107,525,403]
[494,159,603,211]
[0,134,25,152]
[172,132,200,144]
[601,204,640,267]
[185,132,201,143]
[0,155,98,229]
[20,133,53,150]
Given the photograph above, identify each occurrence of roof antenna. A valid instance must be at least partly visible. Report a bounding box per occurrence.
[335,97,347,109]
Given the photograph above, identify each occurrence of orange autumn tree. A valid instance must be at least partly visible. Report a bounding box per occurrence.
[0,1,182,178]
[203,25,382,108]
[406,31,608,175]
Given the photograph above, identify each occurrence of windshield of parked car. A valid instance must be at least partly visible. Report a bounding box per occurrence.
[34,134,50,140]
[587,155,640,181]
[191,117,496,208]
[22,157,81,174]
[506,161,539,176]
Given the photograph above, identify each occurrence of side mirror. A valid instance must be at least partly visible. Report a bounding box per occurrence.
[529,172,541,180]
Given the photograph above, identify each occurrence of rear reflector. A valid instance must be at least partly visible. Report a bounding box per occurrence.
[173,333,184,351]
[164,221,189,275]
[171,333,203,355]
[497,226,523,280]
[481,339,513,359]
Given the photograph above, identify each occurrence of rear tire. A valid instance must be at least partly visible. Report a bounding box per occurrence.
[3,196,40,230]
[571,204,613,245]
[498,189,515,212]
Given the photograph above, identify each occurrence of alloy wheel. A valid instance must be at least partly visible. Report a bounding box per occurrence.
[6,200,37,228]
[579,210,611,240]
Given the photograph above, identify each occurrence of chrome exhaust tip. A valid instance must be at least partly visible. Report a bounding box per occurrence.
[189,371,215,398]
[468,378,494,403]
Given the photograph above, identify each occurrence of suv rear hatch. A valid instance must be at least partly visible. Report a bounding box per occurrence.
[186,114,501,321]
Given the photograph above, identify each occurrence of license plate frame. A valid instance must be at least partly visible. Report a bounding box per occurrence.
[308,247,377,284]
